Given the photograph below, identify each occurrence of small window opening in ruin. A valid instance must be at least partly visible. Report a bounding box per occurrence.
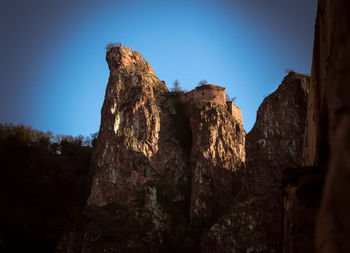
[236,124,241,132]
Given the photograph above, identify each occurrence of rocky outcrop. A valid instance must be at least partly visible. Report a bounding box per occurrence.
[88,46,170,206]
[302,0,350,252]
[282,166,325,253]
[201,72,309,252]
[57,45,246,252]
[5,0,350,250]
[58,46,173,252]
[189,101,244,228]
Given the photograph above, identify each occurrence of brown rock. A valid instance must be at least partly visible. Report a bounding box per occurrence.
[57,45,185,252]
[302,0,350,252]
[201,72,309,252]
[89,46,169,206]
[282,166,325,253]
[57,45,246,252]
[189,100,245,227]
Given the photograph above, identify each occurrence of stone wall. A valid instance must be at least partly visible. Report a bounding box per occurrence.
[181,84,226,106]
[226,101,243,126]
[180,84,244,126]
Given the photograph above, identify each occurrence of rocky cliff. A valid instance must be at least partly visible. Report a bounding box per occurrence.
[201,72,309,252]
[2,0,349,251]
[282,165,325,253]
[57,45,246,252]
[303,0,350,252]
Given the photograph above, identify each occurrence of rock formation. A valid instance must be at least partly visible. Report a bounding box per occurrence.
[201,72,309,252]
[282,166,325,253]
[57,45,246,252]
[181,85,245,227]
[302,0,350,252]
[3,0,350,251]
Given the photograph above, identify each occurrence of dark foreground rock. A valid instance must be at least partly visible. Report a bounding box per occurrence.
[302,0,350,252]
[282,166,326,253]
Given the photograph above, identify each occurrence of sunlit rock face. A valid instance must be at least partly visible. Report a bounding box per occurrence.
[57,46,246,252]
[201,72,309,253]
[88,46,170,206]
[189,101,245,225]
[57,46,173,252]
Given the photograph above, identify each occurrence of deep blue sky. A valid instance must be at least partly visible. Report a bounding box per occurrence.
[0,0,317,136]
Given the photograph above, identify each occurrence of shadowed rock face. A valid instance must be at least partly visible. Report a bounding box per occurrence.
[201,72,309,253]
[57,46,246,252]
[282,166,325,253]
[302,0,350,252]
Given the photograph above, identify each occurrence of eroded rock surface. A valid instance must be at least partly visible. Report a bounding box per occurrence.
[189,101,244,224]
[201,72,309,253]
[57,46,246,252]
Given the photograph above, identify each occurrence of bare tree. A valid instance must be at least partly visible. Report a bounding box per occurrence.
[106,42,136,52]
[226,92,236,102]
[199,80,208,86]
[105,42,115,51]
[284,68,295,74]
[171,79,182,92]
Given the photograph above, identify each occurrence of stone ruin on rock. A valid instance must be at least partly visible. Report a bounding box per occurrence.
[201,71,310,253]
[55,43,325,253]
[4,0,350,250]
[180,84,243,125]
[55,42,320,253]
[57,44,246,253]
[181,84,226,106]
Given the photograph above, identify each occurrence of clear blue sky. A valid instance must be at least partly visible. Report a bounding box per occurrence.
[0,0,317,136]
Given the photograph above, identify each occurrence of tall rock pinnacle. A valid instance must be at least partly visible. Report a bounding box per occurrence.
[89,46,168,206]
[57,45,246,252]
